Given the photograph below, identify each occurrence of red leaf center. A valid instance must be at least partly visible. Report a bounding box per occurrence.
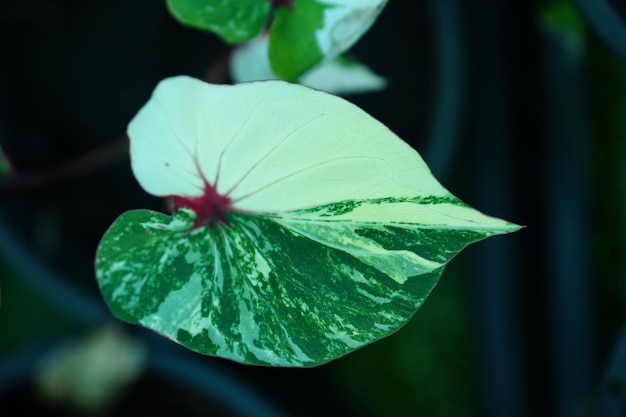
[172,183,233,229]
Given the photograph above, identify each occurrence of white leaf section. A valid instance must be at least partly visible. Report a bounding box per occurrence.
[284,200,519,230]
[128,76,445,213]
[301,56,387,95]
[230,33,387,95]
[315,0,389,61]
[230,34,276,83]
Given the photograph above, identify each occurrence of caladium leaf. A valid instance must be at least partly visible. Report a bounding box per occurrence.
[165,0,270,44]
[96,76,520,367]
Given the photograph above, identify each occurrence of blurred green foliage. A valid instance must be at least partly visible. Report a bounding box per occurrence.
[0,263,80,357]
[539,0,587,60]
[539,0,586,34]
[589,35,626,320]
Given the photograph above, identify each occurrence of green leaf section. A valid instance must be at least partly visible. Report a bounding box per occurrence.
[96,196,517,367]
[537,0,586,59]
[269,0,332,81]
[166,0,270,44]
[538,0,585,34]
[0,146,10,176]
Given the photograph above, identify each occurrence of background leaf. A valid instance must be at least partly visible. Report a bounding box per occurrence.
[166,0,270,44]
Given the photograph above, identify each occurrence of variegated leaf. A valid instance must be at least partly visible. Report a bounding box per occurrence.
[95,76,520,366]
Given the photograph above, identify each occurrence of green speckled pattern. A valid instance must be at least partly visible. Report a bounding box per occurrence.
[96,195,518,367]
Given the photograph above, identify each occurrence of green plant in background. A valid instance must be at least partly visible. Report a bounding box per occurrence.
[230,34,388,94]
[95,71,519,366]
[166,0,388,82]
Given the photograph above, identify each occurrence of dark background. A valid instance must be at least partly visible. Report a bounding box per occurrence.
[1,0,625,416]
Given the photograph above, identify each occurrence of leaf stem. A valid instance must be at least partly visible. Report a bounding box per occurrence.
[0,137,129,202]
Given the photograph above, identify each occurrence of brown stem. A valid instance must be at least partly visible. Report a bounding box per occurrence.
[0,137,129,202]
[203,47,233,84]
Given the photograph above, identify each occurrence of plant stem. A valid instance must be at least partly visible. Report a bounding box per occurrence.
[0,137,128,202]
